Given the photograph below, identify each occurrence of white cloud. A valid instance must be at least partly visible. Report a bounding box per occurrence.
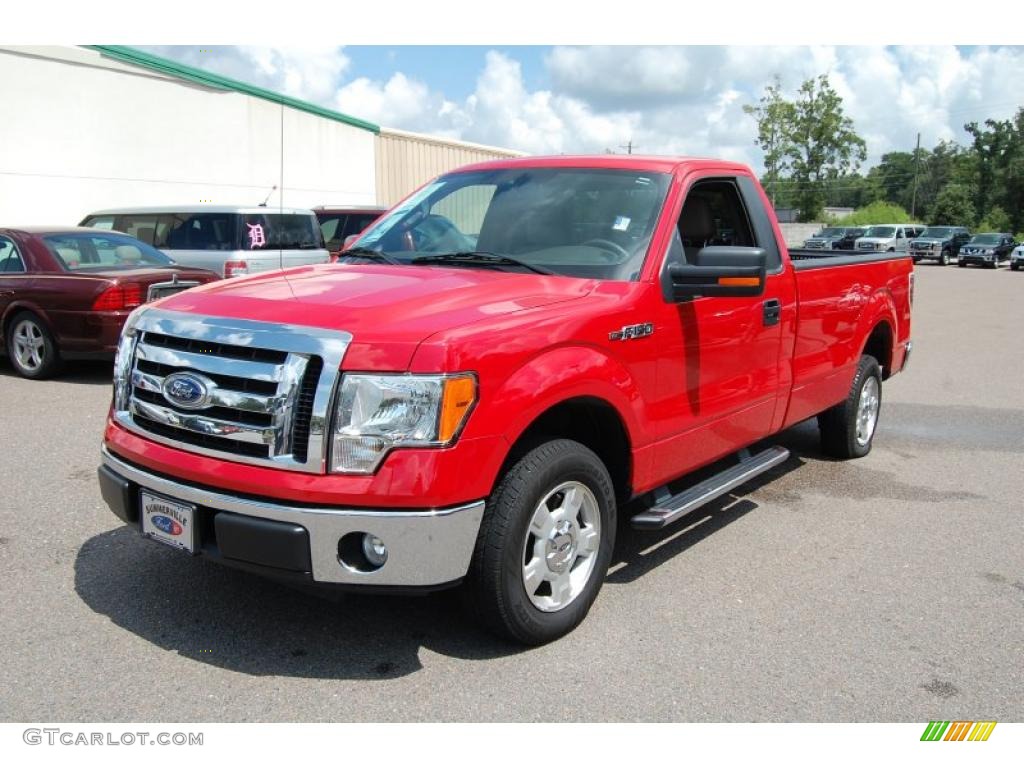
[141,45,350,104]
[145,45,1024,173]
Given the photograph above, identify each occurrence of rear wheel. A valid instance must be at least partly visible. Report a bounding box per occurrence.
[818,355,882,460]
[465,438,616,645]
[6,312,62,379]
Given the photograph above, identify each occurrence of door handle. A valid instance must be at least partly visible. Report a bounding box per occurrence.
[762,299,781,326]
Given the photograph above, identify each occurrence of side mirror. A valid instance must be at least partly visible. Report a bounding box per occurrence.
[669,246,767,300]
[342,234,360,249]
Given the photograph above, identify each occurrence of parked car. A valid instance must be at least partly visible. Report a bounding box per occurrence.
[1011,243,1024,271]
[802,226,866,250]
[98,155,912,645]
[0,227,217,379]
[957,233,1016,268]
[79,206,329,278]
[313,205,386,262]
[908,226,972,266]
[855,224,922,253]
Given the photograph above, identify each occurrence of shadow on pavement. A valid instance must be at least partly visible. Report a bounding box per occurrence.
[0,358,112,385]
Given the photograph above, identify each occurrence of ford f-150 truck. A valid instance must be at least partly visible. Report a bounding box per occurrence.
[97,155,913,645]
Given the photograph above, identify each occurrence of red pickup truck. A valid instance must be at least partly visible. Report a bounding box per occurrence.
[98,155,913,644]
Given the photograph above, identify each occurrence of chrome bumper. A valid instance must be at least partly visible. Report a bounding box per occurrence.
[100,447,485,587]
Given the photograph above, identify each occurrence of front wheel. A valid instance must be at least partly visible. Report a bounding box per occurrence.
[465,438,616,645]
[1012,263,1020,271]
[818,355,882,459]
[940,250,950,266]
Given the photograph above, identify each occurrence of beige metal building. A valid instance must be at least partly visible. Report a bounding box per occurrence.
[0,45,525,224]
[375,128,525,207]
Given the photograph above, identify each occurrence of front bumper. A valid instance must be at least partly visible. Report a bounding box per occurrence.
[99,446,485,589]
[960,253,994,265]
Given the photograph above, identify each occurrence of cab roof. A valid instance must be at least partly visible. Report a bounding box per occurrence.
[444,154,752,176]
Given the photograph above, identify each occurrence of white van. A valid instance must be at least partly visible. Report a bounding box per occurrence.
[79,206,330,277]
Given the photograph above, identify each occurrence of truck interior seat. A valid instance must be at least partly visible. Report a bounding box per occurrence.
[678,196,715,260]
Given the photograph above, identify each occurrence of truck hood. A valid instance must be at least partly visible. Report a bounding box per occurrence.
[157,263,596,346]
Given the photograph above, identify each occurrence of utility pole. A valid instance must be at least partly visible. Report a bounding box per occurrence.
[910,132,922,220]
[619,140,637,155]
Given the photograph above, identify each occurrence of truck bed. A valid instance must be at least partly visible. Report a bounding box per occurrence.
[788,248,912,270]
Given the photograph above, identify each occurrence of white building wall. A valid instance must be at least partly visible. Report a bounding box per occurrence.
[0,46,377,225]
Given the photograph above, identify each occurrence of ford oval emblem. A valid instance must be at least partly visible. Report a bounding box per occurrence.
[162,372,212,410]
[151,514,183,536]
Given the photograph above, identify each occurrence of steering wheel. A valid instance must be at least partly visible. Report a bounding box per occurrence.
[582,238,630,261]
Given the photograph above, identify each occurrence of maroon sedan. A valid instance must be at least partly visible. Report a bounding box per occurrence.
[0,227,218,379]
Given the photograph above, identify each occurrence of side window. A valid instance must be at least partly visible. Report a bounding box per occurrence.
[676,179,758,264]
[319,215,346,250]
[116,215,160,245]
[164,214,234,250]
[0,236,27,273]
[83,215,116,230]
[344,214,379,239]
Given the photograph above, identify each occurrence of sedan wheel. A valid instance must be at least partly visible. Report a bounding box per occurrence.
[6,312,61,379]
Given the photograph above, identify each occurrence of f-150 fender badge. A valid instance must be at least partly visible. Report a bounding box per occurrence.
[609,323,654,341]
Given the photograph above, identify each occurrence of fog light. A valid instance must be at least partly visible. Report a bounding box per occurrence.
[362,534,388,567]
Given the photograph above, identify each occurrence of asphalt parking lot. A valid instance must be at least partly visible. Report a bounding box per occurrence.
[1,264,1021,722]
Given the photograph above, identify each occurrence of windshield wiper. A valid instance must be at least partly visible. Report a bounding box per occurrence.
[337,247,401,265]
[412,251,554,275]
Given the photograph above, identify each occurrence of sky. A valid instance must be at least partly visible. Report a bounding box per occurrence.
[139,45,1024,174]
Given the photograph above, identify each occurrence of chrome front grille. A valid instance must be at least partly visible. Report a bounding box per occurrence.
[114,308,351,472]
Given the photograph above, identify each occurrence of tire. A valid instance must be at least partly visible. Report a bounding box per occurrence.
[1012,264,1020,271]
[958,260,967,268]
[465,438,616,645]
[5,311,62,379]
[940,250,950,266]
[817,355,882,460]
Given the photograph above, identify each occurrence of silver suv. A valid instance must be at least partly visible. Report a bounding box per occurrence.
[80,206,329,278]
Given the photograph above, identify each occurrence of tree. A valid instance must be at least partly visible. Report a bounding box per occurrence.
[743,75,794,208]
[784,75,868,221]
[929,183,976,227]
[833,201,912,226]
[965,108,1024,233]
[976,205,1011,233]
[867,151,917,211]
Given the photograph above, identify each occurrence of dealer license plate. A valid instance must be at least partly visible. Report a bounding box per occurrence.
[140,491,196,554]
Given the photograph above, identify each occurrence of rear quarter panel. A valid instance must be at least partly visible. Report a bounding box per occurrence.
[782,256,912,428]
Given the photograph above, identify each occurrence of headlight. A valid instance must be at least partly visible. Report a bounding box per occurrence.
[330,373,476,473]
[113,307,146,411]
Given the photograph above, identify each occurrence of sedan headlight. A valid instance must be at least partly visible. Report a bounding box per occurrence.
[330,373,476,473]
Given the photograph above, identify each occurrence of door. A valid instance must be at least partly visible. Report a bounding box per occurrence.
[648,174,791,482]
[0,235,31,323]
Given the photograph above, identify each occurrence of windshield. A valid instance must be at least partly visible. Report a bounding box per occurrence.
[352,168,672,280]
[816,228,846,237]
[44,233,174,271]
[970,234,1000,245]
[864,226,896,238]
[920,228,952,238]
